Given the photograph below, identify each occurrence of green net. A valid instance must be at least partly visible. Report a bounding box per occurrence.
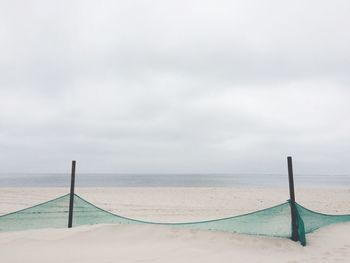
[0,194,70,232]
[0,193,349,246]
[295,203,350,246]
[295,205,306,246]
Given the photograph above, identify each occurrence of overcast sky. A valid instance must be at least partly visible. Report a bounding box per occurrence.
[0,0,349,174]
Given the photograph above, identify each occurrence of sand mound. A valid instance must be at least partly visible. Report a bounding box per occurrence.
[0,223,349,263]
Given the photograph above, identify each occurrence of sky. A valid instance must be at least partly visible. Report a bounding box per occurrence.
[0,0,349,174]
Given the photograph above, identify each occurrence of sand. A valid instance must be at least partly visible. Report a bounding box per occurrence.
[0,187,349,262]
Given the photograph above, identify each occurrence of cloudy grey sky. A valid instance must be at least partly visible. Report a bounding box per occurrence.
[0,0,349,174]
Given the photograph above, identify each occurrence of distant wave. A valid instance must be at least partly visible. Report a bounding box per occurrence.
[0,173,349,188]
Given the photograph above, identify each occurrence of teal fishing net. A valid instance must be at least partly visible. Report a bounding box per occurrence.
[0,193,349,246]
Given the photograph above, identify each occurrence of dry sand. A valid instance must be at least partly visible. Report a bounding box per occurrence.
[0,187,349,263]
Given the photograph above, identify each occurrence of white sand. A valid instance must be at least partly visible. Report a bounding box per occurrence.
[0,187,349,262]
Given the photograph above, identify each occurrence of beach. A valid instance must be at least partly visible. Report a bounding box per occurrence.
[0,187,349,262]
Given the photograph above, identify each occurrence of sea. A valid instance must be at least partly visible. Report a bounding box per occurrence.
[0,173,349,188]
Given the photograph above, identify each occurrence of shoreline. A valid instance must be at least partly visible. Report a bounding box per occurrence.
[1,173,348,188]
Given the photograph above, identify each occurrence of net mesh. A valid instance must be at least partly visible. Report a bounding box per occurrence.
[0,193,349,246]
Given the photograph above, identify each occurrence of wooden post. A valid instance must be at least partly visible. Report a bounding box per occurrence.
[68,160,76,228]
[287,156,298,241]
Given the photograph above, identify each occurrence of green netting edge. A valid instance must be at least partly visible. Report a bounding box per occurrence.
[296,202,350,218]
[75,194,289,226]
[0,194,70,218]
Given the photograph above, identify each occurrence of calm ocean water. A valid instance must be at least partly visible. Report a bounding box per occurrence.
[0,173,349,188]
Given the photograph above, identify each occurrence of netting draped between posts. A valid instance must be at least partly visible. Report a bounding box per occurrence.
[0,193,349,246]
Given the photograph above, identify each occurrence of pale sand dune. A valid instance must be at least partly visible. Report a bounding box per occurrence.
[0,187,349,262]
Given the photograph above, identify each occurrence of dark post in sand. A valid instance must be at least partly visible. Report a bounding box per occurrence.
[287,156,299,241]
[68,160,76,228]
